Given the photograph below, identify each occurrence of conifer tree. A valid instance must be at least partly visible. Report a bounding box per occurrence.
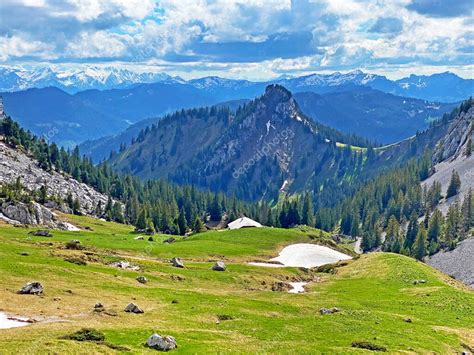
[446,170,461,198]
[413,223,427,260]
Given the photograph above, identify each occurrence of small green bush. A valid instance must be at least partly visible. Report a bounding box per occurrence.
[351,341,387,352]
[62,328,105,342]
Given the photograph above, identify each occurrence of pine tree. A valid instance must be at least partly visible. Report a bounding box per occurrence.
[135,207,148,230]
[413,223,427,260]
[301,194,315,227]
[446,170,461,198]
[177,207,187,236]
[384,215,400,252]
[193,216,205,233]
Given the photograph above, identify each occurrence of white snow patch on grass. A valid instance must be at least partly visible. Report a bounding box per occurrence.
[288,282,307,293]
[0,313,30,330]
[251,243,352,269]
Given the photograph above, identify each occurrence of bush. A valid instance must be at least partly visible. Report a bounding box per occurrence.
[351,341,387,352]
[62,328,105,342]
[217,314,234,321]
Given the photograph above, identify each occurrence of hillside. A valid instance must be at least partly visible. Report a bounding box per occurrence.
[0,216,472,353]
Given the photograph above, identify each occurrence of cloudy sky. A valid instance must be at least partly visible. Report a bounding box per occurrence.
[0,0,472,79]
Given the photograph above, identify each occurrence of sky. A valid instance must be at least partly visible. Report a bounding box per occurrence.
[0,0,473,80]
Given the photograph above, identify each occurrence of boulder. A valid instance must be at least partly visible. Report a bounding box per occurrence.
[319,307,340,315]
[33,229,52,237]
[146,334,177,351]
[212,261,226,271]
[17,281,44,295]
[94,303,105,312]
[170,257,184,268]
[124,303,144,314]
[134,236,144,240]
[136,276,148,284]
[163,237,176,244]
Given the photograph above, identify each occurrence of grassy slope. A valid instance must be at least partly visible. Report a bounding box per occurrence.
[0,216,472,354]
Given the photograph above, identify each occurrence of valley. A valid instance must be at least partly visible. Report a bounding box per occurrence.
[0,216,472,353]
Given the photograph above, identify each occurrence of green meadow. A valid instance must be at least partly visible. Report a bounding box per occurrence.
[0,215,472,354]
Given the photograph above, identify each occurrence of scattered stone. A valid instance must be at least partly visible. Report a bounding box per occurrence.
[110,260,140,271]
[94,303,105,312]
[136,276,148,284]
[212,261,226,271]
[17,281,44,295]
[84,226,93,231]
[271,281,291,292]
[33,229,52,237]
[146,334,177,351]
[170,257,184,268]
[171,299,179,304]
[134,236,144,240]
[351,341,387,352]
[148,236,154,242]
[404,318,412,323]
[19,252,29,256]
[413,280,426,285]
[124,303,144,314]
[53,297,62,301]
[319,307,340,315]
[163,237,176,244]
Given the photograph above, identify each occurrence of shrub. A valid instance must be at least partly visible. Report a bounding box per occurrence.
[351,341,387,352]
[62,328,105,342]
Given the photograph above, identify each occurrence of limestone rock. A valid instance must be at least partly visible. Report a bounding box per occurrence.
[33,229,52,237]
[170,257,184,268]
[124,303,143,314]
[17,281,44,295]
[146,334,177,351]
[212,261,226,271]
[136,276,148,284]
[319,307,340,315]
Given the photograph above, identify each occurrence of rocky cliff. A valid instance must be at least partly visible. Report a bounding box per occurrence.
[0,139,110,227]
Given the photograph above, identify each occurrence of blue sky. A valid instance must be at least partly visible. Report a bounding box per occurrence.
[0,0,472,79]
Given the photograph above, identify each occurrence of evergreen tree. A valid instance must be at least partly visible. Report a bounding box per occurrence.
[193,216,205,233]
[177,207,187,236]
[446,170,461,198]
[301,194,315,227]
[413,223,427,260]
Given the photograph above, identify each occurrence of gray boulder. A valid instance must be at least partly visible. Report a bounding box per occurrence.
[170,257,184,268]
[319,307,340,315]
[136,276,148,284]
[17,281,44,295]
[124,303,144,314]
[146,334,177,351]
[212,261,226,271]
[33,229,52,237]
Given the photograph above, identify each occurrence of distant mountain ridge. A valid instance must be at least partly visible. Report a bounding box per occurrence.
[1,66,472,102]
[0,66,184,93]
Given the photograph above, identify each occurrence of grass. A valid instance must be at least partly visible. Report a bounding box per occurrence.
[0,215,472,353]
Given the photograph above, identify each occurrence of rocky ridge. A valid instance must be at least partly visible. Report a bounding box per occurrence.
[0,139,111,226]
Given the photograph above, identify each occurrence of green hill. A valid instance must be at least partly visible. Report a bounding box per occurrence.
[0,216,472,353]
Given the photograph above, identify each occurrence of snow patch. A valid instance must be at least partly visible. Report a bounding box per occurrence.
[288,282,307,293]
[0,313,30,329]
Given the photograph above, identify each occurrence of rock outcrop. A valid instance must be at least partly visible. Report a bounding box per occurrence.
[0,140,112,218]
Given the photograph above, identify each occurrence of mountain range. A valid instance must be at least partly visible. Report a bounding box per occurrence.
[1,66,472,103]
[1,83,456,150]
